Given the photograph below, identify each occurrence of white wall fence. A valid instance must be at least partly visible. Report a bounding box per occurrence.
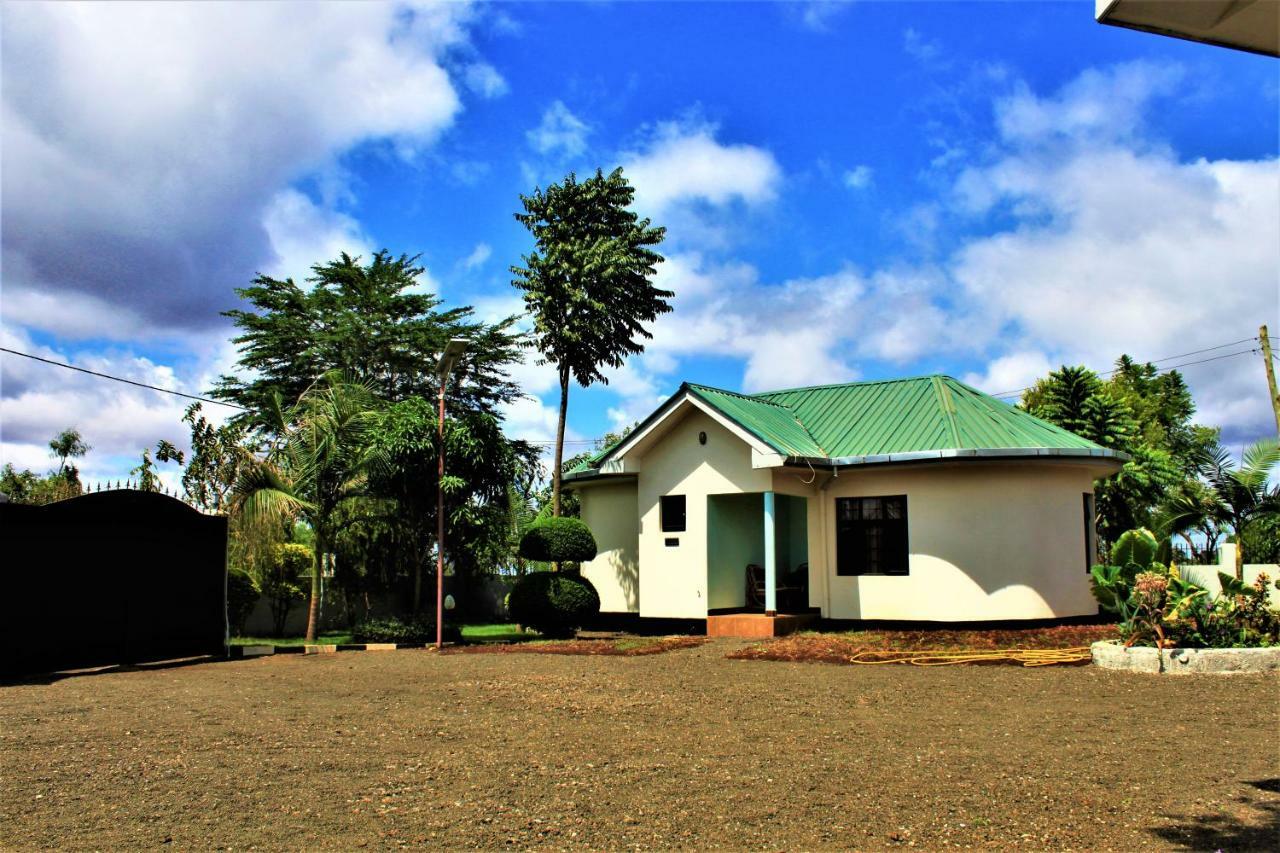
[1178,544,1279,609]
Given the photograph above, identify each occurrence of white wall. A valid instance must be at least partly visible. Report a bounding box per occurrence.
[775,461,1108,621]
[1179,544,1280,609]
[576,479,640,613]
[635,408,772,618]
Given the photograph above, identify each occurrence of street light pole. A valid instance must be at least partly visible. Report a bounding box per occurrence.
[435,338,468,650]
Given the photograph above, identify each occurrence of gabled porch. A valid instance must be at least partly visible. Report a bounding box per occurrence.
[705,491,818,637]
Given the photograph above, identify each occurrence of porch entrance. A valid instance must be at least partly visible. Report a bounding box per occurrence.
[706,492,810,615]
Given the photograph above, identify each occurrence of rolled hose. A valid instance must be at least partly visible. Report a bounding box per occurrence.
[838,647,1093,667]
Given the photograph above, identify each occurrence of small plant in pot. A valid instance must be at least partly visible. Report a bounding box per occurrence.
[511,517,600,638]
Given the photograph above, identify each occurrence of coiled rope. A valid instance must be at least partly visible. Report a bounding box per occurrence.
[839,647,1093,667]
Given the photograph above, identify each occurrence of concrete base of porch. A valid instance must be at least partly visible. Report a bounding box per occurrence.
[706,612,818,639]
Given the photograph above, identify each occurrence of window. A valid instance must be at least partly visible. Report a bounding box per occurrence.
[660,495,686,533]
[835,495,908,576]
[1083,493,1096,573]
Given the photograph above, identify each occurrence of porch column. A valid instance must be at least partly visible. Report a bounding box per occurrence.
[763,490,777,615]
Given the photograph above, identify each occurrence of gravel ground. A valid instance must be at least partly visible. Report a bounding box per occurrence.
[2,641,1277,850]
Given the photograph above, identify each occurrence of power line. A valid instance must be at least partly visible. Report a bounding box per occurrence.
[0,345,614,445]
[0,346,248,410]
[989,337,1261,399]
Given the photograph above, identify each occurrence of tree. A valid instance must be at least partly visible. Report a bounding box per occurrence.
[48,428,89,477]
[216,251,525,424]
[512,168,668,517]
[132,440,184,492]
[1163,438,1280,580]
[233,373,383,641]
[1023,359,1207,546]
[181,403,251,513]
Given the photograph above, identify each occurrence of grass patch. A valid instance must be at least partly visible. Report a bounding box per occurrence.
[460,623,535,643]
[230,632,353,647]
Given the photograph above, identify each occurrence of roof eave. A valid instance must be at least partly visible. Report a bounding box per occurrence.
[784,447,1130,469]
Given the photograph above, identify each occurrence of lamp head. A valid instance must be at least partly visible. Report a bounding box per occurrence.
[436,338,469,378]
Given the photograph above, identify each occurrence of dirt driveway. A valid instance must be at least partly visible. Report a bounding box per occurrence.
[2,641,1276,850]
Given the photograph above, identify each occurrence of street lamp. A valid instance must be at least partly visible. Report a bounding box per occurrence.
[435,337,468,650]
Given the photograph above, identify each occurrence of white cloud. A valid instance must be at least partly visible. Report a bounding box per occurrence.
[1,1,482,335]
[463,62,508,99]
[903,28,944,65]
[459,242,493,271]
[843,164,874,190]
[622,118,782,215]
[794,1,853,32]
[526,100,590,157]
[262,189,373,283]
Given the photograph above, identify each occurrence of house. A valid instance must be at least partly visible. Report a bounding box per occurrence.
[564,375,1126,635]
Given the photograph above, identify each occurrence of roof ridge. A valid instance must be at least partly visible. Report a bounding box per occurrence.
[685,381,792,410]
[752,373,955,397]
[930,376,964,448]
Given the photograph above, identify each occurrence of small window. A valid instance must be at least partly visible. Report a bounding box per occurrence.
[835,495,908,576]
[1083,493,1096,573]
[660,495,686,532]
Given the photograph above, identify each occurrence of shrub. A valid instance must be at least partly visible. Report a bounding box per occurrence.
[261,542,311,636]
[518,516,598,563]
[226,569,259,635]
[352,616,459,645]
[507,571,600,638]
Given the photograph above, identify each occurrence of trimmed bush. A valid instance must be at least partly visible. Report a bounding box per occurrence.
[353,616,460,645]
[507,571,600,638]
[226,569,259,634]
[518,516,598,563]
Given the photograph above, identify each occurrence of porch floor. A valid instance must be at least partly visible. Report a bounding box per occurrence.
[706,612,819,639]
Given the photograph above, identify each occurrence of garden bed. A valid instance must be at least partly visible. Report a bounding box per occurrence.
[1091,640,1280,674]
[728,624,1117,666]
[449,635,706,657]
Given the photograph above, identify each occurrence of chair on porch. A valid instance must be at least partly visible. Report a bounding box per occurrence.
[746,563,805,610]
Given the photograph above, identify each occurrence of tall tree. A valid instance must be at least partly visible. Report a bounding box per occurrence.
[511,168,669,516]
[233,373,383,641]
[181,403,251,514]
[216,251,525,423]
[48,428,90,477]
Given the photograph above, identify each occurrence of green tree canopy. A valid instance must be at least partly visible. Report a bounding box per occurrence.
[216,251,525,424]
[512,167,668,516]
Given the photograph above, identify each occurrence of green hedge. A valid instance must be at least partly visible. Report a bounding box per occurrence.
[353,616,460,644]
[518,516,598,563]
[226,569,259,634]
[507,571,600,638]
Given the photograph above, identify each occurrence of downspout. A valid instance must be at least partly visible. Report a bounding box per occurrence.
[818,467,838,618]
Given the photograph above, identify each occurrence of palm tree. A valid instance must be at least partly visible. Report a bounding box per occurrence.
[1163,438,1280,580]
[233,373,382,641]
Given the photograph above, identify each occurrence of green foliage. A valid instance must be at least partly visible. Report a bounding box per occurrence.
[182,403,251,513]
[132,439,185,492]
[0,463,80,505]
[1239,514,1280,564]
[1089,530,1279,648]
[352,616,458,644]
[48,428,90,476]
[511,168,668,514]
[259,542,311,636]
[216,250,525,425]
[1023,358,1214,547]
[1110,528,1158,567]
[518,516,598,563]
[1162,438,1280,579]
[507,571,601,638]
[226,569,259,634]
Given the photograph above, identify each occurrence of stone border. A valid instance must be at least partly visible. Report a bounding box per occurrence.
[1091,640,1280,674]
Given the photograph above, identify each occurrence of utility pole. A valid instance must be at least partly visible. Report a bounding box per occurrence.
[1261,325,1280,437]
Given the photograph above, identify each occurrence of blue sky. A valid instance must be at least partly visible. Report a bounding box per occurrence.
[2,1,1278,485]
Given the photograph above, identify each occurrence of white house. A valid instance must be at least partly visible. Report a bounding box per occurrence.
[565,375,1125,636]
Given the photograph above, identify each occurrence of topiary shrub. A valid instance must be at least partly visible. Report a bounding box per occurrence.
[518,516,598,563]
[353,616,460,645]
[507,571,600,638]
[226,569,259,635]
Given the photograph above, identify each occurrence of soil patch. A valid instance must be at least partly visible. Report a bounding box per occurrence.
[451,635,706,656]
[2,639,1275,850]
[729,624,1119,666]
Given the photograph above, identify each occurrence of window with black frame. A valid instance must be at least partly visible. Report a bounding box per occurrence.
[835,495,909,576]
[660,494,686,532]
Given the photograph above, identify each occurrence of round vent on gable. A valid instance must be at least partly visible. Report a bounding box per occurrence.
[698,431,707,445]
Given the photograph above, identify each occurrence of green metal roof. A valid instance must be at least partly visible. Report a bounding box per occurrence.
[566,374,1121,481]
[685,384,827,457]
[751,375,1105,459]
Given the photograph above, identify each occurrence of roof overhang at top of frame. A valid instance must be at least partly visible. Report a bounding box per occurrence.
[1096,0,1279,57]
